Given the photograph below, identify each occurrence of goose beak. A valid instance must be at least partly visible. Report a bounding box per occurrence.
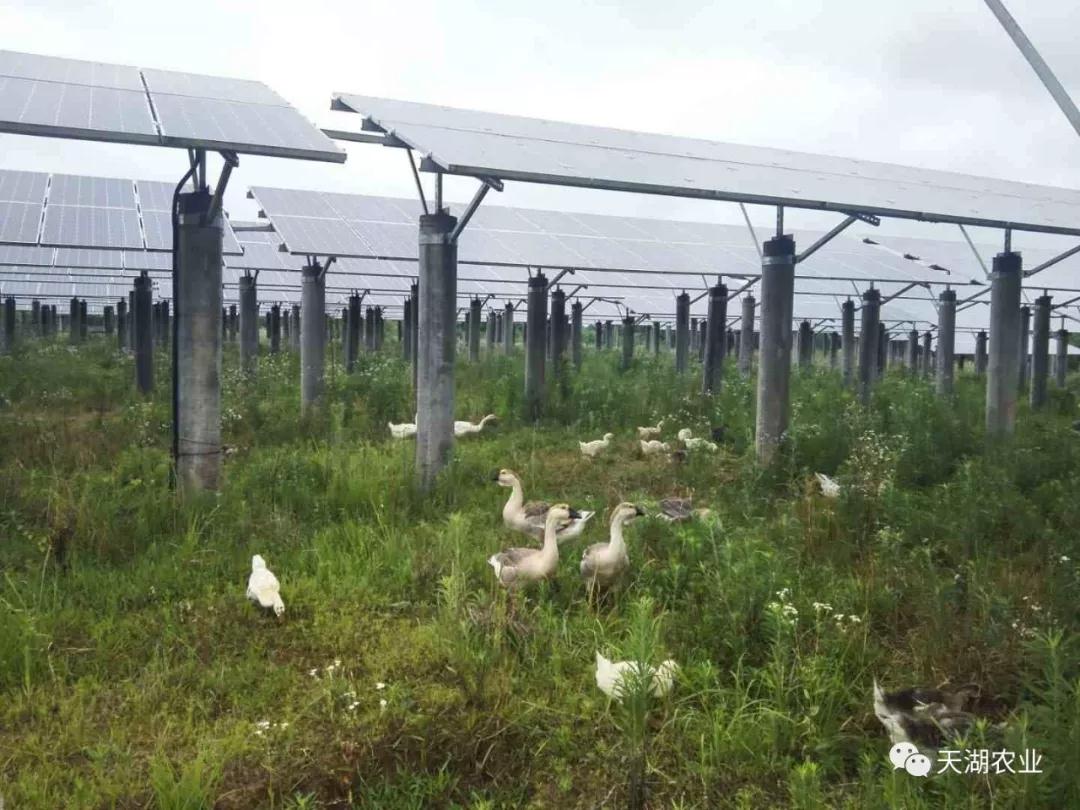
[635,505,646,516]
[489,469,501,482]
[568,508,582,519]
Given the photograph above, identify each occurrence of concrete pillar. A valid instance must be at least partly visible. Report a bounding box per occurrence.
[840,299,855,387]
[675,293,690,373]
[550,288,567,382]
[755,235,796,464]
[364,306,375,353]
[301,263,326,412]
[468,298,482,362]
[128,291,135,349]
[416,212,458,490]
[697,320,706,362]
[797,321,813,371]
[133,272,153,394]
[652,320,661,355]
[117,298,128,350]
[604,320,614,350]
[594,319,603,351]
[936,289,956,396]
[571,301,583,368]
[229,305,238,342]
[975,330,988,375]
[876,323,888,377]
[921,331,933,377]
[738,295,756,376]
[282,307,291,342]
[159,300,168,348]
[402,299,412,360]
[270,304,281,354]
[69,297,80,344]
[906,328,918,370]
[346,294,361,372]
[30,299,40,337]
[1018,305,1031,391]
[376,307,385,350]
[239,275,258,372]
[410,283,419,387]
[174,191,223,493]
[503,302,514,354]
[1055,328,1068,387]
[2,297,14,351]
[486,308,496,352]
[290,305,301,352]
[690,317,698,354]
[703,282,728,393]
[620,315,635,369]
[80,299,88,341]
[525,274,548,420]
[858,288,881,404]
[987,252,1023,437]
[1030,294,1051,410]
[104,305,114,335]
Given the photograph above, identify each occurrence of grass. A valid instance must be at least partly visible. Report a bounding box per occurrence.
[1,332,1079,808]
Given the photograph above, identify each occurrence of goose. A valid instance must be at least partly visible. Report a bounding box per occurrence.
[493,469,594,543]
[677,428,718,452]
[579,433,615,458]
[640,439,670,456]
[637,419,665,440]
[657,497,713,522]
[246,554,285,617]
[595,651,679,701]
[873,680,980,748]
[454,414,498,437]
[488,503,578,589]
[581,502,645,589]
[815,472,841,498]
[388,412,419,440]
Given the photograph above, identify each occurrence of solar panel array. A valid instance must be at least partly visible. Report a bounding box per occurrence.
[330,94,1080,236]
[249,188,974,285]
[0,50,345,162]
[0,168,242,253]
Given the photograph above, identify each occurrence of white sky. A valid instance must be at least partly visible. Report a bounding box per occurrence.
[2,0,1079,252]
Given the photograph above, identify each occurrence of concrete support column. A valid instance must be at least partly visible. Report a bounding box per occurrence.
[158,300,168,348]
[987,252,1023,437]
[290,305,301,352]
[416,212,458,490]
[604,320,614,350]
[840,299,855,387]
[128,290,135,348]
[239,275,258,372]
[2,297,14,351]
[698,320,706,362]
[301,263,326,412]
[755,235,796,464]
[346,294,361,372]
[468,298,482,362]
[690,318,698,354]
[975,330,988,375]
[1055,328,1068,387]
[229,305,237,342]
[738,295,756,376]
[79,299,87,341]
[571,301,583,368]
[621,315,635,369]
[364,306,375,353]
[117,298,128,350]
[876,323,887,378]
[550,288,567,381]
[69,297,80,344]
[134,273,153,394]
[936,289,956,396]
[797,321,813,371]
[1018,305,1031,391]
[269,304,281,354]
[595,320,603,351]
[1030,294,1051,410]
[525,274,548,420]
[486,309,496,352]
[921,332,933,377]
[652,320,661,355]
[675,293,690,373]
[30,299,40,337]
[858,288,881,404]
[703,282,728,393]
[906,328,918,370]
[104,305,115,335]
[503,302,514,354]
[174,191,223,493]
[403,298,412,360]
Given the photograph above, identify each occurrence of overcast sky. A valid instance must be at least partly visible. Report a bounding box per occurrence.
[2,0,1078,251]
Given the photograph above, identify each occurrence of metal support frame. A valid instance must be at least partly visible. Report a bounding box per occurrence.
[1025,242,1080,278]
[958,224,991,279]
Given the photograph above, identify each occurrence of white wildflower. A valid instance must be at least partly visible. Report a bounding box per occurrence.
[375,682,386,691]
[812,601,833,614]
[379,698,388,711]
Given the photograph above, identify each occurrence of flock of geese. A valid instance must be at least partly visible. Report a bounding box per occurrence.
[247,414,851,705]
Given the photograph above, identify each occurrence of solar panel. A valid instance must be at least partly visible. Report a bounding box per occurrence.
[0,169,48,203]
[332,93,1080,236]
[0,200,43,243]
[0,50,345,162]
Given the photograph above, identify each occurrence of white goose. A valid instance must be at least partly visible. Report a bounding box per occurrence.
[815,472,841,498]
[579,433,614,458]
[640,439,670,456]
[677,428,718,452]
[580,502,644,590]
[637,419,665,440]
[388,413,418,440]
[595,651,679,701]
[246,554,285,617]
[454,414,497,437]
[493,469,594,543]
[488,504,576,589]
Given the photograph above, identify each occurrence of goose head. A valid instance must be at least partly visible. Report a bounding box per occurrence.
[480,414,498,427]
[492,468,519,488]
[677,428,693,441]
[546,503,581,525]
[251,554,267,570]
[603,433,614,441]
[612,502,646,523]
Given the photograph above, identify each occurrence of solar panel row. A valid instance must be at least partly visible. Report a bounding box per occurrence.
[0,50,346,162]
